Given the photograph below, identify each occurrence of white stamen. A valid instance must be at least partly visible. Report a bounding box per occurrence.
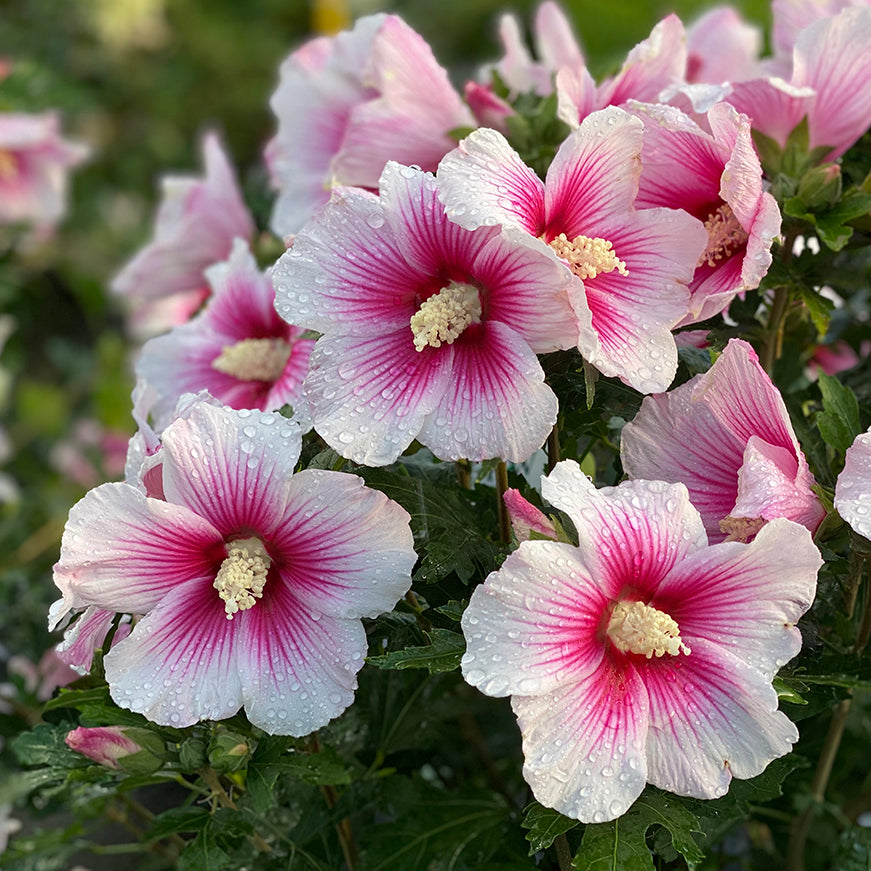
[410,281,482,351]
[212,337,291,382]
[607,599,690,658]
[213,537,271,620]
[699,203,748,267]
[549,234,628,281]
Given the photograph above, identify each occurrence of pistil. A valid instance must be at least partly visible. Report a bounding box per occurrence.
[607,599,690,658]
[410,281,482,351]
[212,337,291,382]
[213,537,271,620]
[549,234,628,281]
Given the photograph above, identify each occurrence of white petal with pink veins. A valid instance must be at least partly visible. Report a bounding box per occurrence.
[53,482,222,617]
[462,539,607,698]
[160,404,302,538]
[272,469,415,620]
[438,128,546,235]
[105,578,245,728]
[303,329,453,466]
[655,519,821,679]
[835,430,871,540]
[235,586,367,735]
[513,662,650,822]
[416,321,557,462]
[644,638,799,799]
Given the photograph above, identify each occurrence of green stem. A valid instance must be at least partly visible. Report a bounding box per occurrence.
[199,767,272,853]
[456,459,472,489]
[547,425,561,474]
[554,832,573,871]
[495,460,510,544]
[762,285,790,375]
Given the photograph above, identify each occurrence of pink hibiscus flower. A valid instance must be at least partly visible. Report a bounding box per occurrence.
[111,132,255,314]
[52,402,416,734]
[632,101,781,325]
[266,13,473,238]
[135,239,315,432]
[835,429,871,540]
[461,460,821,822]
[686,7,762,85]
[726,6,871,161]
[0,112,89,229]
[621,338,825,543]
[272,161,580,465]
[438,106,707,392]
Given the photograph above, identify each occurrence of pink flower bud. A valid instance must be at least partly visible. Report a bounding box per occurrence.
[65,726,143,770]
[503,488,557,542]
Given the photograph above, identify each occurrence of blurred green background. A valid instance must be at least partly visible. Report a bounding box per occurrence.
[0,0,770,667]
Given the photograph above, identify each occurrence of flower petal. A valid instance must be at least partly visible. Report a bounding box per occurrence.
[643,638,798,799]
[271,469,414,619]
[438,127,546,235]
[655,518,820,679]
[303,329,453,466]
[104,578,243,727]
[160,403,302,537]
[835,430,871,539]
[512,660,649,822]
[462,539,608,698]
[235,585,367,735]
[53,482,222,616]
[416,320,557,462]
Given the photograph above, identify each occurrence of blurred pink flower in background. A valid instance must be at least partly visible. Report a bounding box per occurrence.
[266,13,473,238]
[462,461,820,822]
[111,132,255,333]
[621,339,825,542]
[0,112,89,229]
[135,239,314,432]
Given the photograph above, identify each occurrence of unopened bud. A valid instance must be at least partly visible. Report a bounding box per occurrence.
[503,489,558,543]
[208,727,252,773]
[797,163,842,209]
[65,725,163,774]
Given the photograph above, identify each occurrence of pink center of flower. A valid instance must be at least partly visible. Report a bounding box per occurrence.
[548,234,628,281]
[0,149,19,181]
[410,281,482,351]
[211,337,291,382]
[698,203,748,267]
[213,536,271,620]
[606,599,690,659]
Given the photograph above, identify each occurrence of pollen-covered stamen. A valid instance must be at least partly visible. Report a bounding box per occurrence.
[549,234,629,281]
[719,515,767,542]
[410,281,482,351]
[607,599,690,659]
[0,150,18,181]
[211,337,291,382]
[698,203,748,267]
[213,536,271,620]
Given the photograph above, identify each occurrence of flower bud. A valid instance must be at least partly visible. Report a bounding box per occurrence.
[208,727,252,773]
[797,163,842,210]
[65,725,160,772]
[503,489,557,543]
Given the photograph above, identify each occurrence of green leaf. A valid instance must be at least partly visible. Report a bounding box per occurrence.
[817,373,862,454]
[367,627,466,673]
[573,790,703,871]
[177,823,232,871]
[521,801,579,854]
[271,743,352,786]
[795,283,835,336]
[146,806,211,841]
[833,825,871,870]
[11,723,86,769]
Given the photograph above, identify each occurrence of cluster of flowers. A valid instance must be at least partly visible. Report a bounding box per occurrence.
[53,0,871,826]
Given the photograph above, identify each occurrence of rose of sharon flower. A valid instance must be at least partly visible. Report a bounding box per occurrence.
[0,112,89,228]
[266,13,473,238]
[621,338,825,543]
[52,402,416,734]
[136,239,315,432]
[835,429,871,540]
[631,101,781,325]
[111,132,255,320]
[461,460,821,822]
[272,161,580,465]
[438,107,706,393]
